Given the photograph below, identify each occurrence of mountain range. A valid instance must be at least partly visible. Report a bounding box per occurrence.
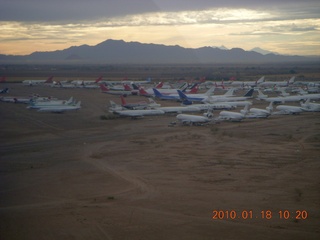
[0,39,318,64]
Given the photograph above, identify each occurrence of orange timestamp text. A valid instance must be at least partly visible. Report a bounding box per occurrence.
[212,210,308,220]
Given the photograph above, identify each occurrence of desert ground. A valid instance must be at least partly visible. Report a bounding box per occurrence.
[0,79,319,239]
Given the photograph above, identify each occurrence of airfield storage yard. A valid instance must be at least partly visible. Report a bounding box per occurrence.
[0,77,320,239]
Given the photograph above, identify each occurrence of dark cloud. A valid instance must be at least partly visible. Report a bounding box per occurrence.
[0,0,319,22]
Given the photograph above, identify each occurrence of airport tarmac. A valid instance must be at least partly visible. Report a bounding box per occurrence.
[0,83,319,240]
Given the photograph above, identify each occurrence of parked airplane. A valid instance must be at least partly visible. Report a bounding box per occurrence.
[104,77,152,85]
[157,105,201,113]
[37,101,81,113]
[148,98,161,108]
[120,95,148,110]
[176,111,213,126]
[241,102,273,118]
[177,88,235,103]
[142,82,189,97]
[0,87,9,94]
[263,92,320,103]
[231,76,265,88]
[300,99,320,112]
[28,97,74,109]
[99,84,132,96]
[256,89,269,100]
[202,88,254,103]
[0,96,31,103]
[218,105,249,121]
[70,76,103,86]
[258,76,295,87]
[112,109,165,118]
[138,82,164,97]
[274,104,304,115]
[153,88,181,101]
[22,76,54,86]
[167,85,217,100]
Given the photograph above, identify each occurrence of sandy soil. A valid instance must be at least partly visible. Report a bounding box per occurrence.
[0,83,319,240]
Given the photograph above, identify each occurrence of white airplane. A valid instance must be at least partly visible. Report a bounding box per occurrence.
[256,89,269,100]
[176,111,213,126]
[165,85,217,99]
[231,76,265,88]
[120,95,149,110]
[300,99,320,112]
[140,82,189,97]
[218,105,249,121]
[241,102,273,118]
[202,88,254,103]
[112,109,165,118]
[148,98,161,108]
[28,97,74,109]
[176,88,236,103]
[263,92,320,103]
[274,104,304,115]
[37,101,81,113]
[103,77,152,85]
[258,76,295,87]
[0,96,31,103]
[70,76,103,85]
[158,105,201,113]
[99,84,132,96]
[22,76,54,86]
[0,87,9,94]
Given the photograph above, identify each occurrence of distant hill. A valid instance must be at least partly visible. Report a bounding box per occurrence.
[0,39,318,64]
[250,47,279,55]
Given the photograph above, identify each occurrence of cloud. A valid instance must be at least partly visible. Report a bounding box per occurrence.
[1,0,319,22]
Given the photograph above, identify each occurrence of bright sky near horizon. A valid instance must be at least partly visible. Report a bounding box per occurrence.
[1,0,319,56]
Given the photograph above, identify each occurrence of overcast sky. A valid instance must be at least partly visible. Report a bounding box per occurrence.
[1,0,319,55]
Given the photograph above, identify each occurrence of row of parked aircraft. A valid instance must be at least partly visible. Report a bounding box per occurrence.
[107,92,320,124]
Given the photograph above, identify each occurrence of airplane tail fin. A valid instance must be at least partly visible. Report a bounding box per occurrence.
[199,77,206,83]
[244,88,254,97]
[288,76,295,84]
[0,87,9,93]
[205,86,215,96]
[177,90,193,105]
[75,101,81,108]
[139,87,149,96]
[179,82,189,92]
[99,84,109,92]
[120,95,126,105]
[241,104,250,115]
[95,76,103,83]
[132,83,139,90]
[279,88,289,97]
[257,89,268,99]
[266,102,273,113]
[224,88,235,96]
[188,84,199,94]
[155,82,163,89]
[66,97,73,105]
[148,98,161,108]
[45,76,54,83]
[148,98,157,104]
[152,88,164,98]
[257,76,265,84]
[123,84,132,91]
